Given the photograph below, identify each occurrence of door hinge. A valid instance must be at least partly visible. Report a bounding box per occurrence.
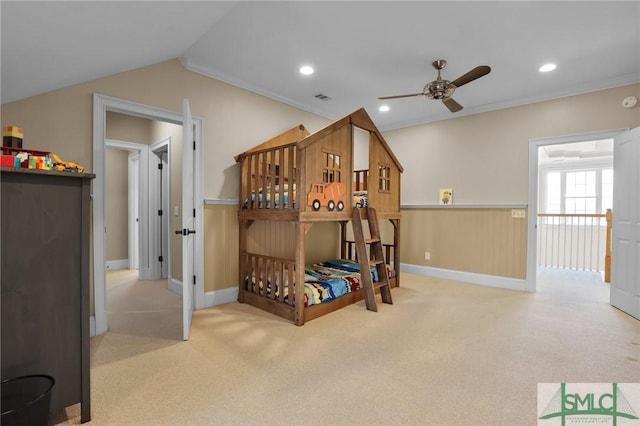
[193,275,196,285]
[193,208,196,218]
[158,163,163,170]
[158,256,163,262]
[158,209,163,216]
[193,140,196,151]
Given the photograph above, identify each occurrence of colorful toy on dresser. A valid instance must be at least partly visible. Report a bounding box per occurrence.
[1,125,83,172]
[2,124,53,170]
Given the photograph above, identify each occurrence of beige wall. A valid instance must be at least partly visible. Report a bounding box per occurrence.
[107,111,153,144]
[105,147,129,262]
[1,58,639,303]
[386,83,640,205]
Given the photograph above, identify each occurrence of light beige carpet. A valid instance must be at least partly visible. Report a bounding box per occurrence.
[56,269,639,425]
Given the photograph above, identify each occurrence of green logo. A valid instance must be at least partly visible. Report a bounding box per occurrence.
[539,383,639,425]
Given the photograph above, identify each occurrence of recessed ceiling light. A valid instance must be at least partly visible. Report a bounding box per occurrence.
[539,63,557,73]
[299,65,314,75]
[379,105,390,112]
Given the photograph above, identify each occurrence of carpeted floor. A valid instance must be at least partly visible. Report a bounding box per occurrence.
[55,268,639,425]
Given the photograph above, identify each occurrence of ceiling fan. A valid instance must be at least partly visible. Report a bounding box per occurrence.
[379,60,491,113]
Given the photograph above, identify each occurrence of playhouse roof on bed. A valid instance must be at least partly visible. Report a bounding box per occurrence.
[236,108,404,173]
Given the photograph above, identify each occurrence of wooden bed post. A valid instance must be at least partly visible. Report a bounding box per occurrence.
[238,218,254,303]
[390,218,400,287]
[339,220,349,259]
[294,222,308,325]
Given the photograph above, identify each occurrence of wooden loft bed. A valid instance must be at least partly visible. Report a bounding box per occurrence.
[235,108,403,325]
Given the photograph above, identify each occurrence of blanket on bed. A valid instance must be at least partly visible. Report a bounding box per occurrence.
[247,259,394,307]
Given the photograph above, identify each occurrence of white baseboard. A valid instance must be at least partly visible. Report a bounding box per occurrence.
[169,277,182,295]
[105,259,129,270]
[167,278,237,307]
[400,263,528,292]
[202,287,238,308]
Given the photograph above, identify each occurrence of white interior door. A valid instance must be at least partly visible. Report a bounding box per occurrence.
[182,99,195,340]
[610,127,640,320]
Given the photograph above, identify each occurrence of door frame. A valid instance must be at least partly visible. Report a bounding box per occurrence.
[527,128,627,293]
[92,93,204,336]
[128,151,141,270]
[149,138,171,281]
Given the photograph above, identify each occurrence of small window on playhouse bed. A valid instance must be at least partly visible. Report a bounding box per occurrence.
[322,151,342,183]
[378,163,391,192]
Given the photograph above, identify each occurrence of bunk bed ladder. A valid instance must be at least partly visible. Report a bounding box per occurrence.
[351,207,393,312]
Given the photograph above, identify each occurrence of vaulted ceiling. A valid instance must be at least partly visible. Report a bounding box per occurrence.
[2,1,639,131]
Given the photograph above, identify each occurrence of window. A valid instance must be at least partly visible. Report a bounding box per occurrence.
[540,159,612,225]
[565,170,597,214]
[378,164,391,192]
[322,151,341,183]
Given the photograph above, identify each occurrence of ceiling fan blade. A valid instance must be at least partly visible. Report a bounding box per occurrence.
[443,97,463,113]
[378,92,424,100]
[451,65,491,88]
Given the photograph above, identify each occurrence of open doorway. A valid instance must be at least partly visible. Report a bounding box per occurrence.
[94,95,204,339]
[103,116,179,338]
[527,129,624,295]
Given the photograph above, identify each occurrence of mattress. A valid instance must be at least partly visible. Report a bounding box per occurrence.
[247,259,394,307]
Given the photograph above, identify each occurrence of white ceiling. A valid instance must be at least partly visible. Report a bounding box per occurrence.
[2,1,639,131]
[542,139,614,162]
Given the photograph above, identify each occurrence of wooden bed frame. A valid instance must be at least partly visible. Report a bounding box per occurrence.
[235,108,403,325]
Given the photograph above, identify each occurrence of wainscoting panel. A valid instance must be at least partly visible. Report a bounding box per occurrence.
[204,204,240,292]
[400,208,527,279]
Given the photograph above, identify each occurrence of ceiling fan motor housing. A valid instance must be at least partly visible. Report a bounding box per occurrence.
[425,80,456,100]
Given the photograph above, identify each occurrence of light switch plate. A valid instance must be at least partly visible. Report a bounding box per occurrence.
[511,209,526,219]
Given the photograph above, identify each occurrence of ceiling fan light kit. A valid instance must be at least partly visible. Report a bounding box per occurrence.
[379,59,491,113]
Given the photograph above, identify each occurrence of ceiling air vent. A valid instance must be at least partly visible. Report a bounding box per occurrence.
[314,93,331,101]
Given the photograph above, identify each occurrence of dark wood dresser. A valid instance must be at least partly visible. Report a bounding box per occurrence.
[1,168,93,422]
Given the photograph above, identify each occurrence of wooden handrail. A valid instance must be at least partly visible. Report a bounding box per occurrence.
[537,213,606,218]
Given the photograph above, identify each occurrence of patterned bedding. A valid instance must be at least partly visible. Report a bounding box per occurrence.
[247,259,394,307]
[353,191,368,208]
[245,184,297,208]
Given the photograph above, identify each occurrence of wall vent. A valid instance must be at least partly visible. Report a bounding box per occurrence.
[314,93,331,101]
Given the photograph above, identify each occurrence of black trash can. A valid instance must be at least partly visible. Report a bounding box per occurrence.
[1,374,55,426]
